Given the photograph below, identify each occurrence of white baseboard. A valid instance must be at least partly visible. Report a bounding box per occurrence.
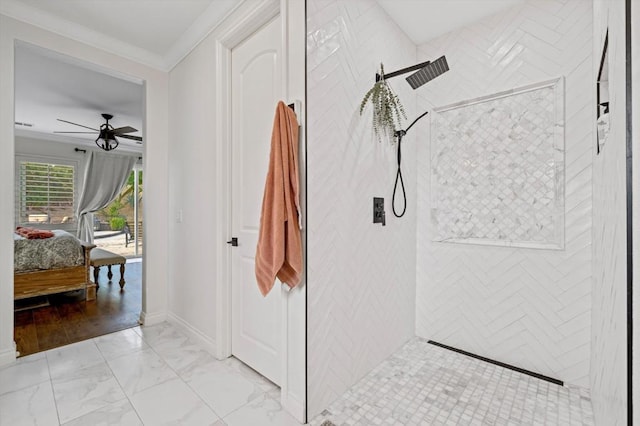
[281,392,306,424]
[167,312,216,356]
[139,310,167,326]
[0,342,17,367]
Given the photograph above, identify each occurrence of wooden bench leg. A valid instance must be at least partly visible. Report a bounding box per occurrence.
[93,266,100,288]
[119,263,126,290]
[86,282,97,301]
[107,265,113,280]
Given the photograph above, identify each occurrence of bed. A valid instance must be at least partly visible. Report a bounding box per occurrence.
[14,230,96,301]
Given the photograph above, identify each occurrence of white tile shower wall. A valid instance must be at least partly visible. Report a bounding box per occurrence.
[307,0,418,418]
[415,0,593,387]
[590,1,628,424]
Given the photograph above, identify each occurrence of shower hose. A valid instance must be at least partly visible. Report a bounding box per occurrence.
[393,131,407,218]
[392,110,429,218]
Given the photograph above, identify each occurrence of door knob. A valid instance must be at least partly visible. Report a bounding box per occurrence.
[226,237,238,247]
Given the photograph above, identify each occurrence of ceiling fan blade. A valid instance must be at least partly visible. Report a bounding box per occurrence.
[56,119,99,131]
[112,126,138,134]
[54,131,98,134]
[118,134,143,142]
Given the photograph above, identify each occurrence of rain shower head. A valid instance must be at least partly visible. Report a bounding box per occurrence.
[369,57,449,220]
[375,56,450,90]
[405,56,449,89]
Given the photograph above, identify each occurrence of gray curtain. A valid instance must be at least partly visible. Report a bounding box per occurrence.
[76,151,137,242]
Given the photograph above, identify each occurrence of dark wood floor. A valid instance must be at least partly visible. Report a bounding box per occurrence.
[14,261,142,357]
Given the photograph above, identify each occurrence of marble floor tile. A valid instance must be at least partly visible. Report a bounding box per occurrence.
[223,392,299,426]
[308,338,595,426]
[0,381,58,426]
[46,339,105,379]
[0,352,50,396]
[159,342,227,382]
[187,363,267,418]
[60,398,142,426]
[130,377,219,425]
[51,361,126,424]
[134,322,189,352]
[9,322,598,426]
[223,356,279,394]
[107,347,178,396]
[4,322,295,425]
[94,327,148,360]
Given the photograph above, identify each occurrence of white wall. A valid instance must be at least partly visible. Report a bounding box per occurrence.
[16,136,90,162]
[306,0,418,417]
[166,0,282,355]
[591,0,629,424]
[0,15,169,365]
[167,23,219,348]
[167,0,306,420]
[415,0,593,387]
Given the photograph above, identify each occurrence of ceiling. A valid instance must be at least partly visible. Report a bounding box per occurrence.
[376,0,524,44]
[6,0,524,152]
[3,0,243,152]
[14,42,145,153]
[0,0,240,71]
[2,0,527,72]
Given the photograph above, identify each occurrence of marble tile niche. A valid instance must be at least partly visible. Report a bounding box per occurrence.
[430,78,565,249]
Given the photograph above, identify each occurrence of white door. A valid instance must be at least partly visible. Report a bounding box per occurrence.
[231,16,282,385]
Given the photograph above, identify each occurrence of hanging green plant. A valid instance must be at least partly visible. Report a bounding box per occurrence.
[359,63,406,143]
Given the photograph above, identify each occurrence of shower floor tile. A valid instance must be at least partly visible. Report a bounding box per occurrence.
[309,338,594,425]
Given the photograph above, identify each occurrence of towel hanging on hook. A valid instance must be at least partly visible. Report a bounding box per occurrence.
[255,101,303,296]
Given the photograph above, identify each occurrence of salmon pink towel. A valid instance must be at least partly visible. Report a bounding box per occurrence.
[255,101,302,296]
[15,226,54,239]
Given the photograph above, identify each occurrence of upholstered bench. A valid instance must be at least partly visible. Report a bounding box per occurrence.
[90,248,126,289]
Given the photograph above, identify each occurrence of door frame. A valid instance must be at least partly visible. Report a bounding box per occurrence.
[214,0,306,422]
[0,33,166,365]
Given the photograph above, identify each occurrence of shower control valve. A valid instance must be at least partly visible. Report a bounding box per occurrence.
[373,197,385,226]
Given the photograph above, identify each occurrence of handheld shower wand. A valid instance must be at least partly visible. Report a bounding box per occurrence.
[392,110,429,217]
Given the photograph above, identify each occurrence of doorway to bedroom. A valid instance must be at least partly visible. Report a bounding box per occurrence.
[12,42,144,357]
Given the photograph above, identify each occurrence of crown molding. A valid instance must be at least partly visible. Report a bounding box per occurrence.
[163,0,243,70]
[1,0,247,72]
[0,0,166,70]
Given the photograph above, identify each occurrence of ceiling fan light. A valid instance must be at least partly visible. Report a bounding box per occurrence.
[95,134,119,151]
[58,113,134,152]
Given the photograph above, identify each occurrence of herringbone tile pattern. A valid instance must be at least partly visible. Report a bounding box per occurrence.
[589,2,628,424]
[307,0,418,418]
[415,0,593,388]
[430,80,565,248]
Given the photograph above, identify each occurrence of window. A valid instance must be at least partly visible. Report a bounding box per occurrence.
[16,161,75,225]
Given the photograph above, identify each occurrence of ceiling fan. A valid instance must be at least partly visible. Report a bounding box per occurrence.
[55,113,142,152]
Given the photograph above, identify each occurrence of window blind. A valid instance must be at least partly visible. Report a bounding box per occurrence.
[16,161,75,225]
